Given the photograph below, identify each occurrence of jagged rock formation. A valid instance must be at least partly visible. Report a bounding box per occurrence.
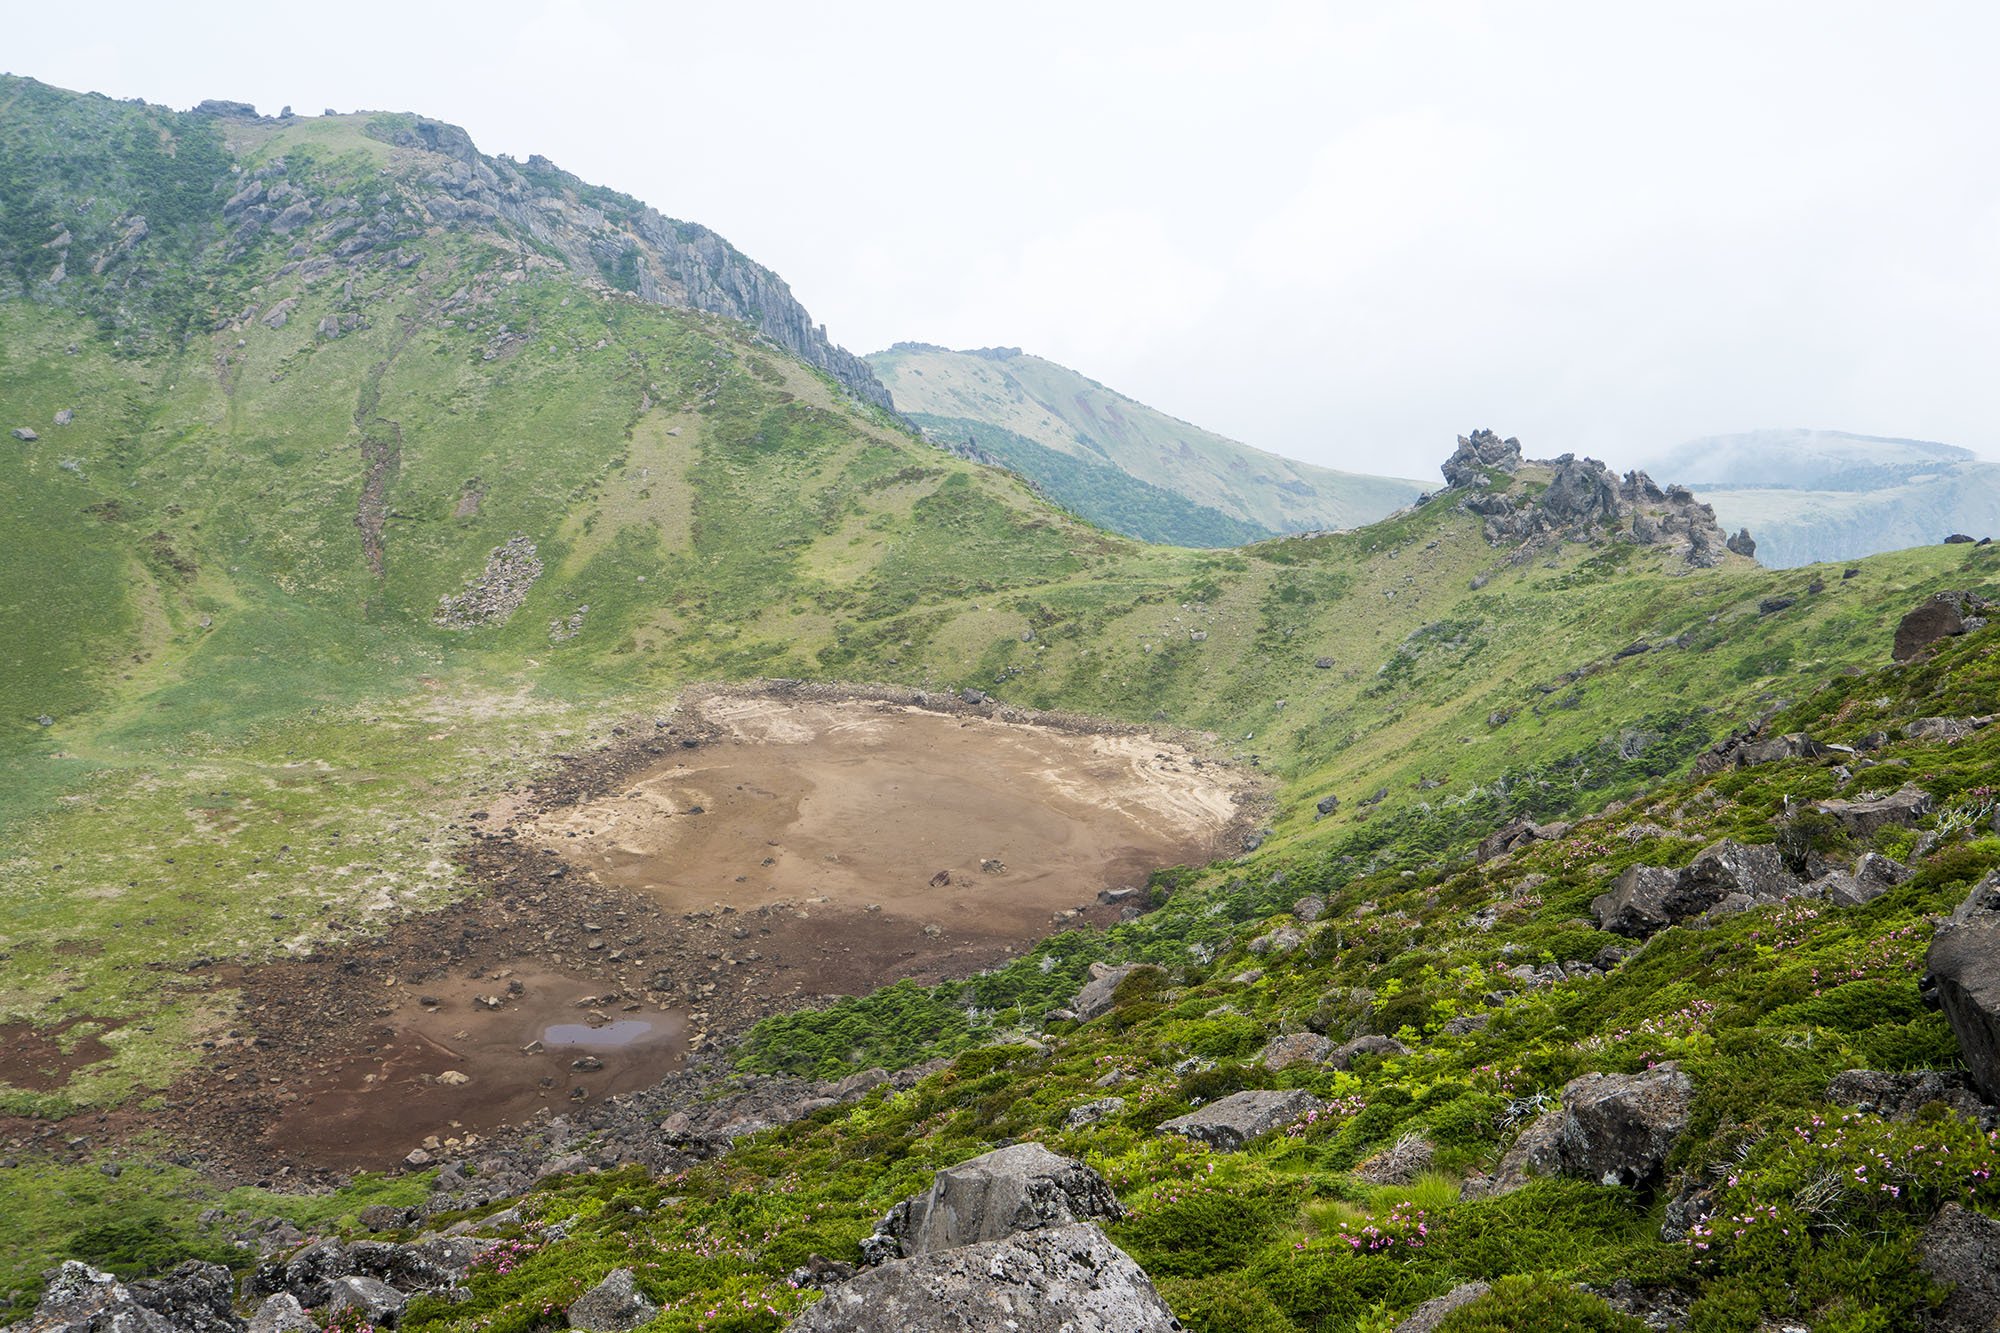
[1925,873,2000,1103]
[1440,429,1743,568]
[1470,1065,1694,1196]
[1158,1088,1323,1150]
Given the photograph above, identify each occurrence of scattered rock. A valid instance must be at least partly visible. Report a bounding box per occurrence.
[1905,717,1979,744]
[53,409,73,426]
[434,536,544,629]
[1813,784,1933,837]
[1593,865,1698,938]
[1064,1097,1127,1129]
[1159,1089,1324,1151]
[1259,1032,1334,1070]
[861,1143,1123,1263]
[1248,925,1304,956]
[567,1268,657,1332]
[789,1225,1180,1333]
[10,1261,174,1333]
[1759,596,1796,615]
[12,427,39,442]
[1293,895,1326,923]
[1476,817,1570,863]
[1314,794,1339,816]
[1392,1281,1491,1333]
[1327,1034,1408,1070]
[1825,1069,1997,1128]
[324,1275,407,1326]
[248,1293,316,1333]
[1474,1065,1694,1196]
[357,1204,416,1232]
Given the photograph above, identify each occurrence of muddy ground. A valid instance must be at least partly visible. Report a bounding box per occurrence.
[0,685,1259,1182]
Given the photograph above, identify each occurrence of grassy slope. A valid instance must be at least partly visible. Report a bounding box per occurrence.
[4,81,2000,1330]
[867,343,1426,537]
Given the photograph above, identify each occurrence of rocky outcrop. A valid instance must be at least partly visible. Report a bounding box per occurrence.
[1826,1069,1998,1128]
[1259,1032,1334,1069]
[788,1225,1182,1332]
[434,536,544,629]
[1159,1089,1323,1150]
[1924,874,2000,1103]
[861,1143,1123,1264]
[1921,1203,2000,1333]
[658,1067,890,1153]
[1471,1065,1693,1196]
[1894,590,1994,662]
[1814,783,1934,838]
[1476,817,1571,863]
[1066,962,1159,1022]
[1439,431,1740,568]
[324,1276,406,1326]
[5,1261,181,1333]
[566,1269,657,1332]
[1593,840,1804,938]
[1812,852,1912,908]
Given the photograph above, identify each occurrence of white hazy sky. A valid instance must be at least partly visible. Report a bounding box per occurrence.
[9,2,1998,478]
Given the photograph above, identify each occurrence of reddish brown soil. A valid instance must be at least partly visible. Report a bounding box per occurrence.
[0,1020,114,1093]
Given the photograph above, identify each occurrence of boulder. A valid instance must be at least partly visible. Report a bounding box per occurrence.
[11,427,38,442]
[1592,865,1698,937]
[862,1143,1122,1263]
[787,1225,1181,1332]
[1925,874,2000,1103]
[1726,528,1757,558]
[1327,1034,1409,1070]
[1476,817,1570,863]
[1070,963,1156,1022]
[1158,1089,1324,1151]
[10,1262,175,1333]
[1920,1203,2000,1333]
[567,1269,657,1332]
[127,1262,238,1333]
[1293,895,1326,923]
[1475,1065,1694,1196]
[1258,1032,1334,1070]
[1814,784,1933,837]
[1905,717,1979,744]
[357,1204,416,1232]
[1247,926,1304,956]
[1895,590,1991,661]
[248,1294,315,1333]
[1685,840,1798,903]
[1393,1282,1492,1333]
[1826,1069,1997,1128]
[1758,596,1795,614]
[324,1275,407,1326]
[1064,1097,1126,1129]
[1813,851,1913,908]
[1731,732,1827,767]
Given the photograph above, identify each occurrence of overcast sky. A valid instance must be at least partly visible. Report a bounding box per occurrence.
[10,2,1997,478]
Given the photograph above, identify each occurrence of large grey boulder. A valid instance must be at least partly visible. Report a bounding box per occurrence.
[6,1261,176,1333]
[1825,1069,1997,1128]
[1327,1034,1409,1070]
[1921,1203,2000,1332]
[1682,840,1799,905]
[247,1295,315,1333]
[1593,865,1701,937]
[1814,784,1934,837]
[566,1269,657,1332]
[1813,851,1913,908]
[324,1276,406,1327]
[1159,1089,1324,1151]
[1259,1032,1334,1070]
[1472,1065,1694,1196]
[1925,874,2000,1103]
[863,1143,1123,1264]
[126,1263,238,1333]
[788,1225,1181,1332]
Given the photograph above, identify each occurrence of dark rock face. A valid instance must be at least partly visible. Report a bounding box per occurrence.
[1159,1089,1324,1151]
[1925,874,2000,1103]
[1476,817,1571,863]
[1683,840,1799,905]
[1812,852,1913,908]
[788,1225,1182,1332]
[1814,784,1934,838]
[1825,1069,1998,1128]
[8,1261,179,1333]
[1732,732,1828,767]
[1895,590,1993,662]
[1920,1203,2000,1333]
[1595,841,1803,938]
[1593,865,1699,938]
[1477,1065,1694,1196]
[862,1143,1123,1264]
[1726,527,1757,558]
[566,1269,657,1332]
[127,1263,239,1333]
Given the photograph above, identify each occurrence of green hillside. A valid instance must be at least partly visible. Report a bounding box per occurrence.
[4,75,2000,1333]
[867,342,1426,544]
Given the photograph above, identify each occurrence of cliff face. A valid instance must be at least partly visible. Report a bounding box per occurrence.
[0,80,889,409]
[369,119,891,410]
[1438,429,1746,569]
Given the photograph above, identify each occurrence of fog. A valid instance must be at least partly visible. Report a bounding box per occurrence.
[10,1,1996,477]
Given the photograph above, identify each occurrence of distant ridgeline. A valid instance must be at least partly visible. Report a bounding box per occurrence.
[866,342,1426,547]
[0,78,889,408]
[1644,428,2000,568]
